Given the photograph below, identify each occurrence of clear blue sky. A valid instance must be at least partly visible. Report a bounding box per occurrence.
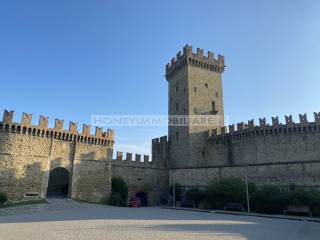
[0,0,319,156]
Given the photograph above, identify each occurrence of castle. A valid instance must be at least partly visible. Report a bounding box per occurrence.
[1,45,319,205]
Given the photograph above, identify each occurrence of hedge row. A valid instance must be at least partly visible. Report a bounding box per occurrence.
[179,178,320,217]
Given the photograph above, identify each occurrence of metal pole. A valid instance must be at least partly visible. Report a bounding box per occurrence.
[172,170,176,208]
[245,167,250,213]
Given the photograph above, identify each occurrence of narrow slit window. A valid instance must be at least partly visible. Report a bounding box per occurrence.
[205,83,208,88]
[212,101,217,114]
[176,131,179,142]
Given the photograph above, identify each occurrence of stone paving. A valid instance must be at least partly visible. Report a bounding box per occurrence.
[0,198,319,240]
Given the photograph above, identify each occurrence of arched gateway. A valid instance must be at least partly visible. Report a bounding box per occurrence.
[47,167,70,198]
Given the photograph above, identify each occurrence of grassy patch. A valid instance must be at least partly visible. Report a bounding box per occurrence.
[0,199,48,209]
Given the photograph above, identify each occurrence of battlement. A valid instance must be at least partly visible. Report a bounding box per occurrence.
[113,151,151,165]
[0,110,114,147]
[208,112,320,144]
[152,136,169,166]
[165,45,225,79]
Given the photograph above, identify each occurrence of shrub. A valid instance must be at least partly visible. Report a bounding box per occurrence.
[286,186,320,217]
[169,183,182,201]
[109,192,127,206]
[0,192,7,204]
[206,178,246,209]
[109,177,128,206]
[199,199,213,210]
[160,195,168,205]
[250,185,320,216]
[186,188,206,208]
[250,185,287,214]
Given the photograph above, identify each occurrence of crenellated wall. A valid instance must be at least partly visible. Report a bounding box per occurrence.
[166,44,225,78]
[111,136,169,205]
[172,112,320,189]
[0,110,114,203]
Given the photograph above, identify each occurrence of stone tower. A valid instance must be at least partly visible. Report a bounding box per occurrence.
[166,45,225,168]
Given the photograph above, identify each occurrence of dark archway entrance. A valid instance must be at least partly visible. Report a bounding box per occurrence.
[136,192,148,206]
[47,167,69,198]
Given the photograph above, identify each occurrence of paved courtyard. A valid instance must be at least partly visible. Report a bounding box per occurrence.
[0,199,319,240]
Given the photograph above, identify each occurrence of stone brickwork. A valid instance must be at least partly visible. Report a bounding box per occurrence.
[0,111,114,203]
[171,160,320,189]
[164,45,320,192]
[112,157,168,205]
[166,45,225,168]
[1,45,320,207]
[111,137,169,205]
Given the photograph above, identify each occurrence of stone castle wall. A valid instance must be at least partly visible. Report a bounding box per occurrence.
[112,158,168,205]
[171,113,320,189]
[0,110,114,203]
[111,136,169,205]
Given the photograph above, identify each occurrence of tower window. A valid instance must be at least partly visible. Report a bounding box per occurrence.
[175,86,179,92]
[201,151,205,157]
[194,108,197,114]
[205,83,208,88]
[183,87,186,92]
[175,102,179,111]
[216,92,219,97]
[183,108,186,114]
[176,131,179,142]
[212,101,218,114]
[194,87,197,92]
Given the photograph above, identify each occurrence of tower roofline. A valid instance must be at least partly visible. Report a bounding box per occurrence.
[165,45,225,80]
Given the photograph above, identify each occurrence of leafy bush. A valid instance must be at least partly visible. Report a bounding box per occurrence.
[160,195,168,205]
[250,185,320,216]
[286,186,320,217]
[169,183,182,201]
[199,199,213,209]
[174,178,320,217]
[109,192,127,206]
[250,185,287,214]
[186,188,206,208]
[0,192,7,204]
[109,177,128,206]
[206,178,246,209]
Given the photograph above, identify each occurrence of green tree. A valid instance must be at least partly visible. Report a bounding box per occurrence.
[206,178,246,209]
[109,177,128,206]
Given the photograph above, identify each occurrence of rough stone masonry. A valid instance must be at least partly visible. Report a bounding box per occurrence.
[0,45,320,205]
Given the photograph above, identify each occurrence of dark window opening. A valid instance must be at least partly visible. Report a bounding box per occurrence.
[212,101,218,114]
[175,86,179,92]
[205,83,208,88]
[201,151,205,157]
[176,131,179,142]
[194,108,197,114]
[175,102,179,111]
[194,87,197,92]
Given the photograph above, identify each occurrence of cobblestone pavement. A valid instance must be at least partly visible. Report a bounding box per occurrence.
[0,198,319,240]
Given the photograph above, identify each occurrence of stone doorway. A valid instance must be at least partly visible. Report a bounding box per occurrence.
[47,167,70,198]
[136,192,148,206]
